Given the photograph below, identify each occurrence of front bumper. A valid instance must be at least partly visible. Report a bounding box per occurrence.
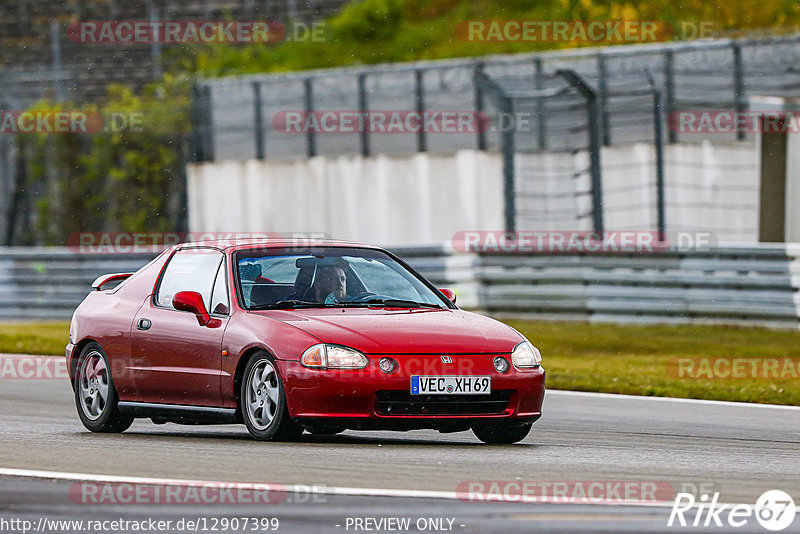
[65,342,77,388]
[280,354,545,427]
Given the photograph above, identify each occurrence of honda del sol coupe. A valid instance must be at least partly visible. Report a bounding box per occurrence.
[67,239,545,443]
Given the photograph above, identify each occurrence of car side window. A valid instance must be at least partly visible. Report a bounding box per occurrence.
[210,260,230,315]
[156,249,224,311]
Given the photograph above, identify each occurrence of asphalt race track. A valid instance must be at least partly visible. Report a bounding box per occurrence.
[1,356,799,533]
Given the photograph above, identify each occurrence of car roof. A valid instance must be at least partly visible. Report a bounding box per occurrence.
[177,237,384,253]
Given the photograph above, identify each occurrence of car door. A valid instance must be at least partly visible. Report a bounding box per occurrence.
[128,247,231,406]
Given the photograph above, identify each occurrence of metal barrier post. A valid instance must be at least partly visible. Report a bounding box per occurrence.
[732,43,747,141]
[202,86,215,161]
[645,68,666,242]
[4,138,26,246]
[474,62,487,150]
[500,96,516,234]
[50,20,64,101]
[415,70,427,152]
[535,57,547,149]
[556,69,604,235]
[189,84,215,162]
[358,73,370,157]
[664,49,676,143]
[252,82,265,159]
[597,53,611,146]
[148,5,163,79]
[304,78,317,157]
[474,71,516,233]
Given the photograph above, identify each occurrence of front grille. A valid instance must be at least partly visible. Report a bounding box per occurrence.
[376,390,511,416]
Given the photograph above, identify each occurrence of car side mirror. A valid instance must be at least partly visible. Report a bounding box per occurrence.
[173,291,214,326]
[439,288,457,304]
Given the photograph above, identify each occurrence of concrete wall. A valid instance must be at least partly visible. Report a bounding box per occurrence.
[187,142,760,245]
[188,150,505,246]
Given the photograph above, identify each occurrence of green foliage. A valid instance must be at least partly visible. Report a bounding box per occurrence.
[20,76,191,244]
[188,0,800,76]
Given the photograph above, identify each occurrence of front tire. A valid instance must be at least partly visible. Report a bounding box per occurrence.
[74,343,133,433]
[304,424,346,436]
[472,421,532,444]
[241,352,303,441]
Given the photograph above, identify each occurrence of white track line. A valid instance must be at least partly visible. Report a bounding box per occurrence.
[0,468,679,507]
[546,390,800,410]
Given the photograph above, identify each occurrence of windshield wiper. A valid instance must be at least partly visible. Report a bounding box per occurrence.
[359,298,442,309]
[250,299,327,310]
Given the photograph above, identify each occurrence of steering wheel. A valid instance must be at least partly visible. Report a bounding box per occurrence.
[347,292,381,302]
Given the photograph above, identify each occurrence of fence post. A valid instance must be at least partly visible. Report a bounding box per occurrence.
[500,97,516,234]
[645,68,666,242]
[474,62,487,150]
[664,49,676,143]
[50,20,64,101]
[0,130,7,241]
[556,69,604,235]
[732,42,746,141]
[189,85,215,162]
[149,5,163,79]
[18,0,30,32]
[4,138,27,246]
[415,70,427,153]
[304,78,317,157]
[474,70,516,233]
[287,0,298,21]
[252,81,265,159]
[597,53,611,146]
[358,73,370,157]
[535,57,547,149]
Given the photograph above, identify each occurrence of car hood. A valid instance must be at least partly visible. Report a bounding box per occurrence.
[254,308,522,354]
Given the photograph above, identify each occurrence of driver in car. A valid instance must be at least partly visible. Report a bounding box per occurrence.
[313,265,347,304]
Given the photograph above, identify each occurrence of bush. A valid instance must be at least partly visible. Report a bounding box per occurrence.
[19,76,191,245]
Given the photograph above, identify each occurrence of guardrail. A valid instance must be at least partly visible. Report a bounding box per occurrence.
[1,246,798,328]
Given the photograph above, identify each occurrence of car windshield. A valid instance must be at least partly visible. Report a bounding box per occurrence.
[236,247,448,309]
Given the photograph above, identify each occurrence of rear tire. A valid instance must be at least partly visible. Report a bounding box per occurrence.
[240,351,304,441]
[74,342,133,433]
[472,421,532,444]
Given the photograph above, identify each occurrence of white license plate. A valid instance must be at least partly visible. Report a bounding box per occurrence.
[410,376,491,395]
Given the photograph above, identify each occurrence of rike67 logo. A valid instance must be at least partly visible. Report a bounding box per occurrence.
[669,490,796,531]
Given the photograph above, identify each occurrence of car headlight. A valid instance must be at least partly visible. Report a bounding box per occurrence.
[301,344,368,369]
[511,341,542,369]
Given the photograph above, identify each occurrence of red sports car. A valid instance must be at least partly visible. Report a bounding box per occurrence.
[66,239,545,444]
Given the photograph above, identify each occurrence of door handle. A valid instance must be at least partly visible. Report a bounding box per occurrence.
[137,318,152,331]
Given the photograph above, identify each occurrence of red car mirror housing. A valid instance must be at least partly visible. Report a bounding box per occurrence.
[439,288,457,304]
[172,291,217,327]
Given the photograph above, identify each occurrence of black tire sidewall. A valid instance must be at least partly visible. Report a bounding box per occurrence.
[472,421,532,444]
[74,342,131,432]
[240,352,294,440]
